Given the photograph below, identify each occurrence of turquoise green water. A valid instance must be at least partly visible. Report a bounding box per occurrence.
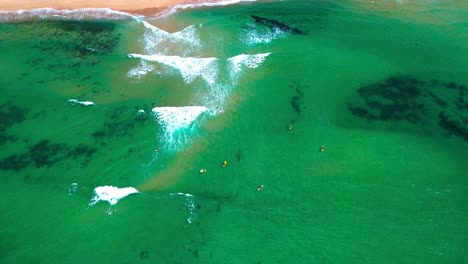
[1,1,468,263]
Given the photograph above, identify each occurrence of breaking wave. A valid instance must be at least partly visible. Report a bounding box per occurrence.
[89,185,140,206]
[152,106,209,150]
[129,54,218,84]
[228,52,271,80]
[242,22,289,46]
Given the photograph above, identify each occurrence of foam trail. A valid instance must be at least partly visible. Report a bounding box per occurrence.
[242,22,288,46]
[170,192,194,197]
[68,99,95,106]
[67,183,78,195]
[0,8,139,22]
[152,106,209,149]
[89,186,140,206]
[170,192,197,224]
[155,0,257,18]
[129,54,218,84]
[201,53,271,114]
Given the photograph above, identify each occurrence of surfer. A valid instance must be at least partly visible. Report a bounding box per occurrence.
[288,120,295,131]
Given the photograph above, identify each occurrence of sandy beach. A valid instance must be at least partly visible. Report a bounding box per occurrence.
[0,0,208,15]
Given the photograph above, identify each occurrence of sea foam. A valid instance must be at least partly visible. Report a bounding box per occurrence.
[140,21,201,56]
[170,192,197,224]
[155,0,257,18]
[129,54,218,84]
[0,8,138,22]
[242,22,289,46]
[89,186,140,206]
[128,22,202,78]
[68,99,96,106]
[127,60,156,78]
[152,106,209,149]
[228,52,271,76]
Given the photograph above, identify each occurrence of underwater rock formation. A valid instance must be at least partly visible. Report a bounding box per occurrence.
[251,15,304,34]
[289,81,307,114]
[0,140,98,171]
[349,75,468,141]
[0,103,27,146]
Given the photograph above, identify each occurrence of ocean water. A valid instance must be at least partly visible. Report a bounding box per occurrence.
[1,0,468,263]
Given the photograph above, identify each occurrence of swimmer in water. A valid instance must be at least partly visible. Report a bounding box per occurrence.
[257,184,264,191]
[199,168,207,173]
[320,146,325,152]
[222,160,227,168]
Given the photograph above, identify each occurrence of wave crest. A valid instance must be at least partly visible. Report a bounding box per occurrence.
[89,186,140,206]
[129,54,218,84]
[152,106,209,150]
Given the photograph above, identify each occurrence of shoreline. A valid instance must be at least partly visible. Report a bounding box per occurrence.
[0,0,257,17]
[0,0,186,15]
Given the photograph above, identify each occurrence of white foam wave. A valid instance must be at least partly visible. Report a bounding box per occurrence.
[68,99,95,106]
[243,23,288,46]
[0,8,138,22]
[202,83,231,115]
[139,21,201,57]
[170,192,194,197]
[89,186,140,206]
[228,52,271,76]
[128,22,202,77]
[156,0,257,18]
[152,106,209,149]
[127,60,156,78]
[129,54,218,84]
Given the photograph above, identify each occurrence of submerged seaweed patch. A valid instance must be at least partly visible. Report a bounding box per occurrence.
[92,105,150,140]
[0,102,27,131]
[349,75,468,141]
[0,102,27,145]
[0,19,121,84]
[289,81,308,114]
[349,76,425,123]
[251,15,304,35]
[0,140,98,171]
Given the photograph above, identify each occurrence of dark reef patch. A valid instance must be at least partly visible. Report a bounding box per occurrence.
[0,19,121,85]
[92,105,150,140]
[0,154,30,171]
[0,139,99,171]
[438,111,468,141]
[0,102,27,131]
[289,81,307,114]
[30,140,69,167]
[251,15,304,35]
[349,75,468,141]
[0,102,27,145]
[139,248,149,260]
[349,76,425,123]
